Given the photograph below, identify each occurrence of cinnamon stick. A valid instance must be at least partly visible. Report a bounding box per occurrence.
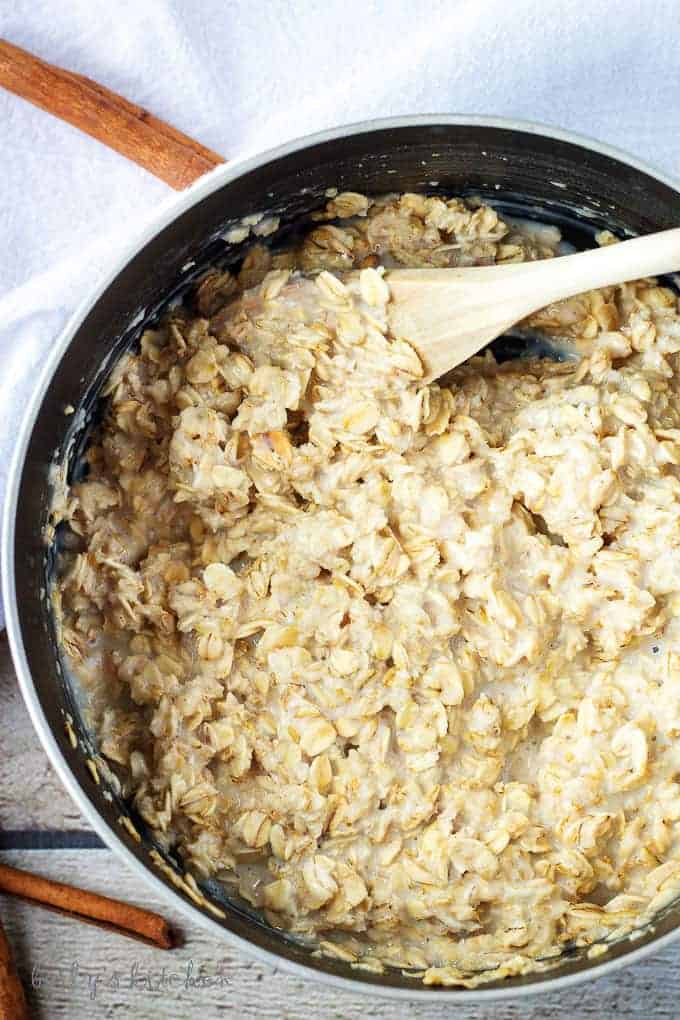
[0,863,174,950]
[0,38,225,189]
[0,916,29,1020]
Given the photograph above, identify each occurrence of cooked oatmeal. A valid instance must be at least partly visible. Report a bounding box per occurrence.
[53,192,680,985]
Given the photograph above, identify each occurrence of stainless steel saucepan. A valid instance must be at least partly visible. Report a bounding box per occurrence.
[3,44,680,1005]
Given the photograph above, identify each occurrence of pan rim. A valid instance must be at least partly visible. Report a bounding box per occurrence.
[4,113,680,1002]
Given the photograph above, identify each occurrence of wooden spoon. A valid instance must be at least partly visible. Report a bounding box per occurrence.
[386,227,680,381]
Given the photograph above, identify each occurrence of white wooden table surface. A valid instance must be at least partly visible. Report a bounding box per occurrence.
[1,632,677,1019]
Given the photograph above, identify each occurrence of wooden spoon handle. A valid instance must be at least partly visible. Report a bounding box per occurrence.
[500,226,680,308]
[0,38,225,189]
[0,917,29,1020]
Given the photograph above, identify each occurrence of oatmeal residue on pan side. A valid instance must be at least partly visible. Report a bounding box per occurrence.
[53,192,680,985]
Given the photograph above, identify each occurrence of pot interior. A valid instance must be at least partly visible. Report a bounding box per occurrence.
[12,122,680,997]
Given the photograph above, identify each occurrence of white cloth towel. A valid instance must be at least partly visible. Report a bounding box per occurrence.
[1,0,680,627]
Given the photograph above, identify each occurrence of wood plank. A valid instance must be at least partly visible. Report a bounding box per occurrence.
[0,849,678,1019]
[0,636,87,832]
